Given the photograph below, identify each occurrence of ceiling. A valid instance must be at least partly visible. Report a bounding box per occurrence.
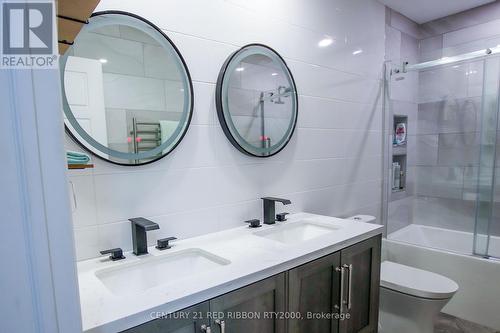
[378,0,496,24]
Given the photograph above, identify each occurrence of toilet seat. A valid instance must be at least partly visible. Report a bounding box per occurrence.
[381,261,458,299]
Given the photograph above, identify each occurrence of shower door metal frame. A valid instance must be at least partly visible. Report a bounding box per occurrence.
[473,56,500,259]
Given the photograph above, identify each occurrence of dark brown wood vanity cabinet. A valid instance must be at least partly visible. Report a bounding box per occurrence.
[338,235,381,333]
[209,273,286,333]
[121,235,380,333]
[122,274,286,333]
[287,251,342,333]
[121,302,210,333]
[288,235,381,333]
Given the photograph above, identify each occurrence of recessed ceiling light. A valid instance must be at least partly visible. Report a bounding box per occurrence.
[235,67,245,72]
[318,37,333,48]
[99,58,108,64]
[271,73,278,76]
[352,49,363,55]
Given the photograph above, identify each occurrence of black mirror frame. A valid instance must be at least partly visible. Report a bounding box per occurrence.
[62,10,194,167]
[215,43,298,158]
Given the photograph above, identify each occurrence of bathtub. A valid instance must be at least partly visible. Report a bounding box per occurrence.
[383,224,500,330]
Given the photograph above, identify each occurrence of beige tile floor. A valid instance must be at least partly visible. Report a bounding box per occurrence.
[435,313,500,333]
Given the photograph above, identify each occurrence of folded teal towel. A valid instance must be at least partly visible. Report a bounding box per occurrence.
[66,151,90,165]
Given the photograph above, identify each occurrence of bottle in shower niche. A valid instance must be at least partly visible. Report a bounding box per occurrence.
[392,162,401,190]
[394,122,407,146]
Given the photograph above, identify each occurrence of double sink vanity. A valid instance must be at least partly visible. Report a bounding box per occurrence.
[62,10,383,333]
[78,203,382,333]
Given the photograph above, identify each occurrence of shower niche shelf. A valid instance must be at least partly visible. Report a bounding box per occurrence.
[390,114,409,201]
[392,154,406,194]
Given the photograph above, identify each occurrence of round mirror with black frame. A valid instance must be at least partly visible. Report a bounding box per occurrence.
[60,11,193,166]
[216,44,298,157]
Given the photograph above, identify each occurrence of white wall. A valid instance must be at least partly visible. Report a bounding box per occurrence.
[66,0,387,261]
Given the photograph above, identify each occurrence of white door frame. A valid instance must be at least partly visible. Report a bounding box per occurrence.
[0,1,82,331]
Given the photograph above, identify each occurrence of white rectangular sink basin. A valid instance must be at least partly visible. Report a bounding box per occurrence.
[254,221,340,244]
[95,248,230,296]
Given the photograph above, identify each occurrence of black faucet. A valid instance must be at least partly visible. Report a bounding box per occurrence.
[261,197,291,224]
[129,217,159,255]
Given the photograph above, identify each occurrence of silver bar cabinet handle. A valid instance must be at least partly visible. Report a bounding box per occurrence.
[335,266,345,314]
[215,319,226,333]
[343,264,353,310]
[201,324,211,333]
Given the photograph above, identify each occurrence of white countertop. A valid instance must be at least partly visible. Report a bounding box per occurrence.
[77,212,383,332]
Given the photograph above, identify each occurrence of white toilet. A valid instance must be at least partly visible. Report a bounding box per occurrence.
[379,261,459,333]
[346,215,459,333]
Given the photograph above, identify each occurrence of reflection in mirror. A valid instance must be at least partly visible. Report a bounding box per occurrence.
[61,11,193,165]
[216,44,298,157]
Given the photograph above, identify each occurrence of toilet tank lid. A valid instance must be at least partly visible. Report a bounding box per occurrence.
[347,215,376,223]
[381,261,458,299]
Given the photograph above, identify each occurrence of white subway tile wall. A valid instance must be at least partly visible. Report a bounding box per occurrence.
[66,0,386,261]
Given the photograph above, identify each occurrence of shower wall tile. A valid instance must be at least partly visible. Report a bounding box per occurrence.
[390,70,418,103]
[388,9,421,39]
[443,18,500,49]
[386,11,420,103]
[417,98,481,135]
[400,32,419,64]
[419,1,500,39]
[463,166,480,199]
[405,166,416,195]
[415,134,439,166]
[405,135,417,166]
[385,25,401,61]
[467,61,485,98]
[415,166,465,199]
[437,132,480,166]
[413,196,476,233]
[418,64,468,103]
[387,196,413,234]
[419,35,443,62]
[491,203,500,237]
[442,38,490,58]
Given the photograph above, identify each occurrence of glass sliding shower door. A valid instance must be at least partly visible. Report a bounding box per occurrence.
[474,56,500,259]
[384,48,500,259]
